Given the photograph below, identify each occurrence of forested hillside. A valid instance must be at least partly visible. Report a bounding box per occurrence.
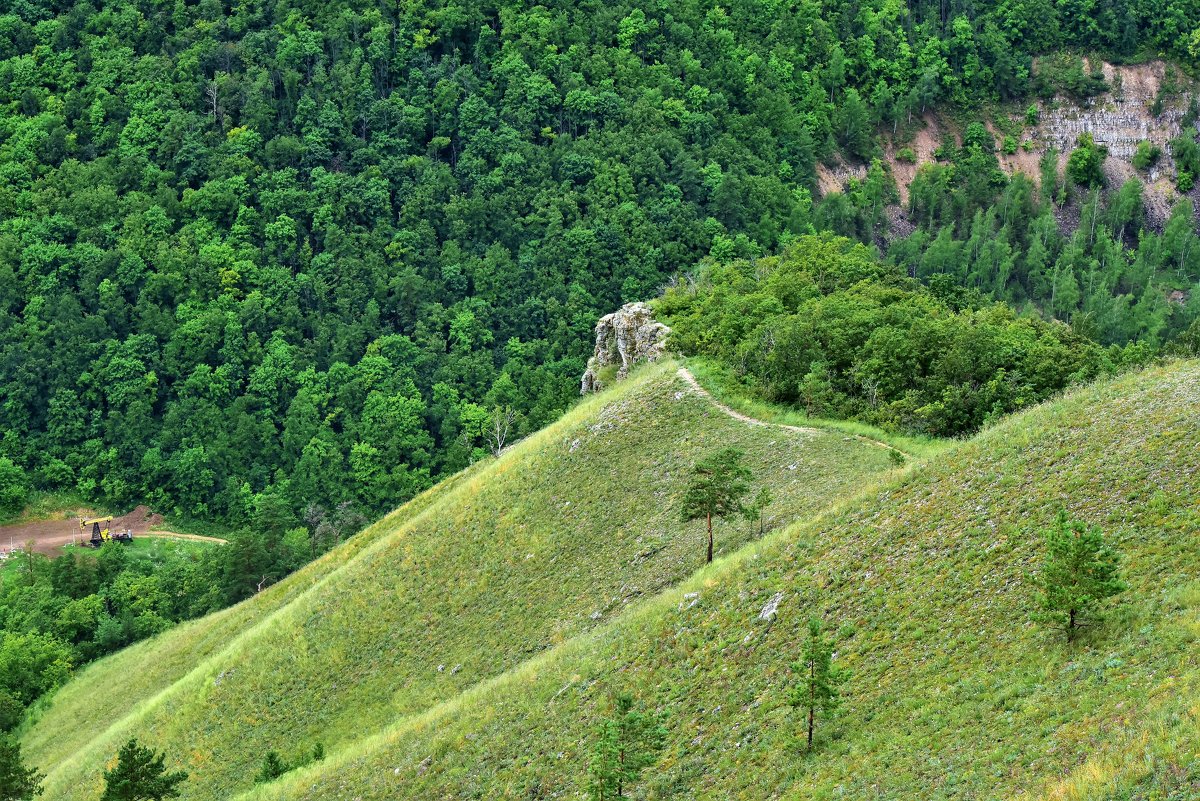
[1,0,1199,525]
[886,105,1200,348]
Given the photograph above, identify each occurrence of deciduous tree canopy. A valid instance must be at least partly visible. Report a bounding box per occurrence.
[0,0,1196,524]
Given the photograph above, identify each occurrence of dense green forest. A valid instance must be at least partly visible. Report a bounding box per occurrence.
[1,0,1199,525]
[0,542,211,732]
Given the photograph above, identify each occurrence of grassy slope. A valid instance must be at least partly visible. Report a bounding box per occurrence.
[20,463,477,758]
[27,360,895,800]
[239,359,1200,801]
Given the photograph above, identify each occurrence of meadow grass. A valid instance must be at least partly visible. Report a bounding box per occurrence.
[232,359,1200,800]
[25,360,895,800]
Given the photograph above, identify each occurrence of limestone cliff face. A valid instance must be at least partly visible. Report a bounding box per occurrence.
[580,303,671,393]
[820,60,1198,228]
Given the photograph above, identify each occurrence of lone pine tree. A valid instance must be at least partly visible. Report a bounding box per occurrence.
[100,738,188,801]
[257,751,288,783]
[588,694,667,800]
[789,617,842,751]
[1031,510,1126,642]
[682,448,751,563]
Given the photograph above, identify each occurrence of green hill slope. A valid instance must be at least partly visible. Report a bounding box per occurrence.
[25,361,895,800]
[18,464,480,770]
[229,359,1200,801]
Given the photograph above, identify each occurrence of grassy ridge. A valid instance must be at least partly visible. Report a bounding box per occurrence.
[237,360,1200,800]
[19,463,481,765]
[27,360,895,800]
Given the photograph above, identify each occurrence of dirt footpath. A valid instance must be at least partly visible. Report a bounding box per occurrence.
[0,505,225,556]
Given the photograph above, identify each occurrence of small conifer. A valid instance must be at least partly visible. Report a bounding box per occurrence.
[1031,510,1125,642]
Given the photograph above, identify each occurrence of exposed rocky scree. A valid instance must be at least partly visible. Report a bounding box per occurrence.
[1010,61,1197,225]
[580,302,671,393]
[822,60,1199,228]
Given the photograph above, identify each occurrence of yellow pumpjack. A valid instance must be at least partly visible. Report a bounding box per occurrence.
[79,516,133,547]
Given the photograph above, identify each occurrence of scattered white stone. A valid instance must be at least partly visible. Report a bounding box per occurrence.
[437,664,445,672]
[758,592,785,621]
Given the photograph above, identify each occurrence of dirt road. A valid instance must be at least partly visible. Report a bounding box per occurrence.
[0,505,225,556]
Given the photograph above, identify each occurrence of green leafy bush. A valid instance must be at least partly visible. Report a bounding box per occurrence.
[1171,135,1200,191]
[0,459,25,520]
[660,235,1114,436]
[1067,134,1107,187]
[1132,140,1162,171]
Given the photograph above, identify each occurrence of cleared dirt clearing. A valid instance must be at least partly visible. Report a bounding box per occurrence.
[0,505,225,555]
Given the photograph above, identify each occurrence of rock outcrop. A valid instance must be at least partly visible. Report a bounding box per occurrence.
[580,303,671,393]
[827,60,1198,226]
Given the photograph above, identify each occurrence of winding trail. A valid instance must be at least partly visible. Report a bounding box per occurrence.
[676,367,909,456]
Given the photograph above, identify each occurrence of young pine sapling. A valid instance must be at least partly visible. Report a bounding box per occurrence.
[587,693,666,800]
[100,738,188,801]
[789,617,842,751]
[682,448,751,563]
[1031,509,1126,643]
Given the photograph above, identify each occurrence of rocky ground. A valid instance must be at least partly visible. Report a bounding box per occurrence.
[821,60,1199,230]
